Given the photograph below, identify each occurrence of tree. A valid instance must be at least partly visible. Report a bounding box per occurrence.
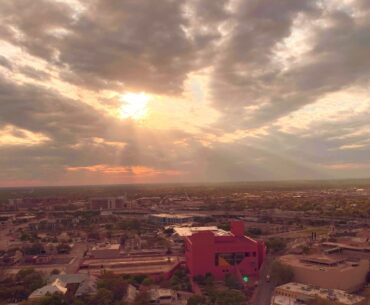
[98,272,127,301]
[16,268,45,292]
[270,261,294,285]
[39,293,68,305]
[50,269,60,275]
[246,227,262,236]
[163,228,174,235]
[215,289,246,305]
[133,292,151,305]
[204,272,215,287]
[142,278,154,286]
[224,274,242,290]
[266,238,287,253]
[23,243,44,255]
[56,243,71,254]
[90,288,114,305]
[218,223,230,231]
[170,267,191,291]
[187,295,206,305]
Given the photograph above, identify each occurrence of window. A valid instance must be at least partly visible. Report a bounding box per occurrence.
[215,252,247,266]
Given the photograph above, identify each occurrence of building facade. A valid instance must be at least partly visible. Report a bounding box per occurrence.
[89,196,130,210]
[185,221,266,281]
[272,282,366,305]
[279,255,369,292]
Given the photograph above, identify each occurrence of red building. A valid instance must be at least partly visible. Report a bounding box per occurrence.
[185,221,266,282]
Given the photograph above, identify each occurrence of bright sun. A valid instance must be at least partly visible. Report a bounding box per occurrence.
[119,92,150,119]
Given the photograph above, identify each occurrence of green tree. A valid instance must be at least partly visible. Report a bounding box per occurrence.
[224,274,242,290]
[90,288,114,305]
[50,269,60,275]
[271,261,294,285]
[215,289,246,305]
[187,295,206,305]
[56,243,71,254]
[266,238,287,253]
[133,292,151,305]
[142,278,154,286]
[16,268,45,292]
[247,227,262,236]
[98,272,127,301]
[218,223,230,231]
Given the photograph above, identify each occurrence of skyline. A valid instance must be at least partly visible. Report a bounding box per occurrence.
[1,0,370,187]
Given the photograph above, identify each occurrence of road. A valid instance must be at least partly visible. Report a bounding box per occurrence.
[66,242,88,273]
[253,255,275,305]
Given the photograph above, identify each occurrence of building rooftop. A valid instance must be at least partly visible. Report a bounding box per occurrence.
[80,256,181,276]
[151,213,193,219]
[29,279,67,299]
[276,282,365,305]
[279,255,359,271]
[91,243,121,251]
[48,273,90,284]
[173,226,232,237]
[300,255,346,266]
[149,288,176,300]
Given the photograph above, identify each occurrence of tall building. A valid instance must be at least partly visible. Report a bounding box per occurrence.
[89,195,129,210]
[185,221,266,282]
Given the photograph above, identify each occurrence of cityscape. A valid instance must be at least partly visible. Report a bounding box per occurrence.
[1,0,370,305]
[0,181,369,305]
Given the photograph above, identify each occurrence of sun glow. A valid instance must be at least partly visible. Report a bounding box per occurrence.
[119,92,150,119]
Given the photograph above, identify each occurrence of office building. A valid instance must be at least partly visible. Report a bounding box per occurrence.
[185,221,266,282]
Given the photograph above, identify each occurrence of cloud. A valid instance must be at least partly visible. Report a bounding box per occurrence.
[0,55,13,70]
[0,0,369,185]
[210,0,370,129]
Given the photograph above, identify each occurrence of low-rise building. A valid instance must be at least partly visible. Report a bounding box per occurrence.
[149,214,194,225]
[279,255,369,292]
[149,288,178,304]
[29,274,97,299]
[90,243,121,258]
[272,282,366,305]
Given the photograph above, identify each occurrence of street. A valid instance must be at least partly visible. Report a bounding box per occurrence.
[253,255,275,305]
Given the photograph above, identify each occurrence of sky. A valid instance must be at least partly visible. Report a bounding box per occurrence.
[0,0,370,187]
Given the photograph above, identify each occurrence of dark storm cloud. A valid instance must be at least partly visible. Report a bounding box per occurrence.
[211,0,370,129]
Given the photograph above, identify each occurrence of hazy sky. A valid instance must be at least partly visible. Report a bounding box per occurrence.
[0,0,370,186]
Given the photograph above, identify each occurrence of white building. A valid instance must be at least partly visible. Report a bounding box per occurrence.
[272,282,366,305]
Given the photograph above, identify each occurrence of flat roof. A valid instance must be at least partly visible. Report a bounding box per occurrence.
[300,255,346,266]
[151,213,193,219]
[81,256,181,275]
[91,244,120,251]
[174,226,232,237]
[279,255,358,271]
[275,282,365,305]
[322,242,370,251]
